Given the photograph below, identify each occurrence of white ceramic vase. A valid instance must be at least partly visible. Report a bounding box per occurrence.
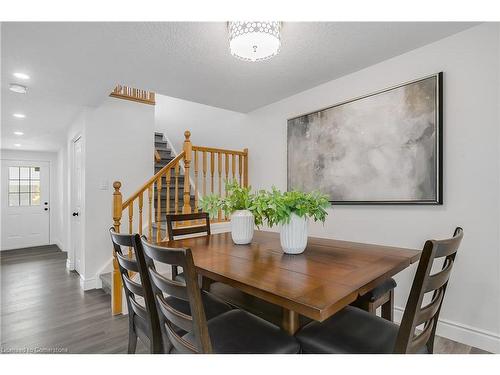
[230,210,254,245]
[280,213,308,254]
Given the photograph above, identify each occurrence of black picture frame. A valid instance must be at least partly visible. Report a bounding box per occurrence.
[287,72,443,205]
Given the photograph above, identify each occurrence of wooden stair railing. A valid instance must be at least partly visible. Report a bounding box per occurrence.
[110,85,156,105]
[111,130,249,315]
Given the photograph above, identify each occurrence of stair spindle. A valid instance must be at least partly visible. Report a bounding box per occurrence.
[243,148,249,187]
[238,154,243,186]
[138,193,143,236]
[194,150,199,213]
[166,169,171,216]
[232,154,236,181]
[148,186,153,240]
[128,203,133,256]
[174,163,180,214]
[202,151,207,198]
[210,152,215,195]
[156,176,162,243]
[218,152,222,221]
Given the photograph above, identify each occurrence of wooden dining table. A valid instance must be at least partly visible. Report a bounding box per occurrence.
[159,230,421,335]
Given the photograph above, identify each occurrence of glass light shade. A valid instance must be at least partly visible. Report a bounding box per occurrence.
[228,21,281,62]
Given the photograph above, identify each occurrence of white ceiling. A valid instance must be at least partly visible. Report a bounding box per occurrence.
[1,22,478,151]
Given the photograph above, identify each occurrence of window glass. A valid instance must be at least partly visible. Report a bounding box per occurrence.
[8,166,42,207]
[20,193,30,206]
[31,192,41,205]
[9,167,19,179]
[31,167,40,180]
[19,167,30,179]
[9,194,19,206]
[31,180,40,193]
[9,180,19,193]
[20,180,30,193]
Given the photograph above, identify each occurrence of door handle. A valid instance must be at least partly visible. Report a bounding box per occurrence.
[72,212,79,217]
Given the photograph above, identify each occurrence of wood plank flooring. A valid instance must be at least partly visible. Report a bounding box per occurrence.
[0,246,489,354]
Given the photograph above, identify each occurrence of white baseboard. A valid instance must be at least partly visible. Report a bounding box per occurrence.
[79,275,97,291]
[66,258,75,270]
[394,306,500,354]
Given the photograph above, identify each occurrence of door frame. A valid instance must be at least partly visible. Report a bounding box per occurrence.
[0,158,51,250]
[69,133,85,273]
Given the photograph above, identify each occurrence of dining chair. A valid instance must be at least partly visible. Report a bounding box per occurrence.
[109,228,162,354]
[128,233,232,353]
[166,212,296,327]
[165,212,210,281]
[296,227,463,354]
[140,237,301,354]
[352,278,397,321]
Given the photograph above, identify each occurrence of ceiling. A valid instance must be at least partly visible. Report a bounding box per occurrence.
[1,22,478,151]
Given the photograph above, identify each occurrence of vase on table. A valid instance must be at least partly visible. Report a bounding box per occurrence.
[280,213,308,254]
[230,210,254,245]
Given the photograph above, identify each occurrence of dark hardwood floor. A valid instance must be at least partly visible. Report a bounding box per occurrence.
[0,246,489,354]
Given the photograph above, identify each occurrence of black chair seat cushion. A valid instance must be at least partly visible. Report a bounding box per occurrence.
[180,309,300,354]
[360,278,397,302]
[296,306,428,354]
[209,282,311,327]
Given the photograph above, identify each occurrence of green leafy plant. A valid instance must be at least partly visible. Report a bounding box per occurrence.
[256,187,330,227]
[199,182,330,228]
[199,180,264,226]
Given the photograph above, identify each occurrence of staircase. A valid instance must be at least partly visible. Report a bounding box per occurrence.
[152,132,195,238]
[108,130,249,313]
[100,132,195,296]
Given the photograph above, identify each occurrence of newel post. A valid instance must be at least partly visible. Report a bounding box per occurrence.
[182,130,192,214]
[111,181,123,315]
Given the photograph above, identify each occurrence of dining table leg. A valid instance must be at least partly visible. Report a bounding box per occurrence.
[282,308,300,335]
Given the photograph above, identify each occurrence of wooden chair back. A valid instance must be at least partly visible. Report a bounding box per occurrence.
[166,212,211,279]
[394,227,463,353]
[109,228,162,353]
[140,237,213,354]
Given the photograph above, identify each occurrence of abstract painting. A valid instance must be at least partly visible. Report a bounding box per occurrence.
[287,73,442,204]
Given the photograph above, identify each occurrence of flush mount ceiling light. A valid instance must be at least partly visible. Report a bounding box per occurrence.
[14,144,21,147]
[13,72,30,80]
[228,21,282,62]
[9,84,27,94]
[14,131,24,136]
[13,113,26,118]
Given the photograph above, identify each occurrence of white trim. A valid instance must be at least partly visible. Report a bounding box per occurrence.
[79,275,96,291]
[66,258,75,270]
[394,306,500,354]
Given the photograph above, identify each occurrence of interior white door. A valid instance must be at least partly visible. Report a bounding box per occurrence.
[1,160,50,250]
[72,137,83,274]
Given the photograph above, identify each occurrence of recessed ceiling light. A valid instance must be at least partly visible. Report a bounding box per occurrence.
[13,113,26,119]
[9,84,27,94]
[14,144,21,147]
[14,131,24,136]
[13,72,30,80]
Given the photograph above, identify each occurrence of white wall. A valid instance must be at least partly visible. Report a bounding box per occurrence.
[61,98,154,288]
[242,23,500,352]
[155,95,247,155]
[0,149,62,250]
[83,98,154,286]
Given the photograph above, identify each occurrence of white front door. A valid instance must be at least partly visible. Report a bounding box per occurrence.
[1,160,50,250]
[72,137,83,274]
